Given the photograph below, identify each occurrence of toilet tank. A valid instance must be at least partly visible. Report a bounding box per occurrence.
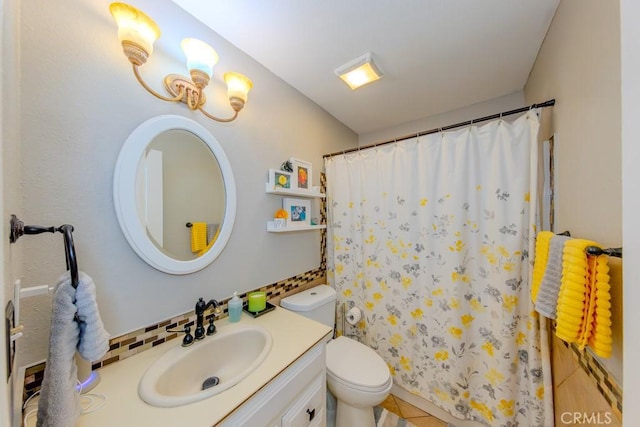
[280,285,336,328]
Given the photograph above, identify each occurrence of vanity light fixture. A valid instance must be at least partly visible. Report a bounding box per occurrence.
[335,52,383,90]
[109,2,253,123]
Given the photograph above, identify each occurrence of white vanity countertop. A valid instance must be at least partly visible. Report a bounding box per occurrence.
[71,307,331,427]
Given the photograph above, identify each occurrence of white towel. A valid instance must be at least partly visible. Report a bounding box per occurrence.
[534,235,569,318]
[37,272,109,427]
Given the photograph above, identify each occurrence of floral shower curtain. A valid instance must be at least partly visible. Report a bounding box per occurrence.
[326,111,552,427]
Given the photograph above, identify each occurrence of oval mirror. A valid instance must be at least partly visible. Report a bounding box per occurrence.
[114,115,236,274]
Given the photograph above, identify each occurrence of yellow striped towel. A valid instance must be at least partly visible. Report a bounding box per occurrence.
[556,239,612,358]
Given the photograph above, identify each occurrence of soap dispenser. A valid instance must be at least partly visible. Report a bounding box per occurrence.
[228,292,243,323]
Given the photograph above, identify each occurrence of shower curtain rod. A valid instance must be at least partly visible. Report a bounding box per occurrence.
[323,98,556,159]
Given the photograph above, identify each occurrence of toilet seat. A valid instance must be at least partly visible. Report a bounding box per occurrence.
[326,336,391,393]
[327,369,392,394]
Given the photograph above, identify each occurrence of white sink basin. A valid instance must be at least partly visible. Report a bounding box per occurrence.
[138,324,273,407]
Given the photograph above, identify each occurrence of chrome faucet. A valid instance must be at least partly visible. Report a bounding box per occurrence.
[194,297,221,340]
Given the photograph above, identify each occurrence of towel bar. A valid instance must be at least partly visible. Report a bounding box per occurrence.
[586,246,622,258]
[555,230,622,258]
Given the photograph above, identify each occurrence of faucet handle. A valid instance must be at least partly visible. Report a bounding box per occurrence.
[182,326,194,346]
[206,317,217,336]
[166,324,195,347]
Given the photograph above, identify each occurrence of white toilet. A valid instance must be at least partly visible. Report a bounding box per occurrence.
[281,285,393,427]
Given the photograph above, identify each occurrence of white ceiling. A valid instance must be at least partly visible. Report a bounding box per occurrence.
[172,0,559,135]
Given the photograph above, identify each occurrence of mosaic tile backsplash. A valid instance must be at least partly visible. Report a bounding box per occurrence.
[565,341,623,419]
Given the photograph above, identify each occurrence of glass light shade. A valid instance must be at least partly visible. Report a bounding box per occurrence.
[335,52,383,90]
[339,62,382,90]
[224,72,253,103]
[181,38,219,77]
[109,3,160,56]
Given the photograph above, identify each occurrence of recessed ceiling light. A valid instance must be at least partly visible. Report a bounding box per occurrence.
[335,52,383,90]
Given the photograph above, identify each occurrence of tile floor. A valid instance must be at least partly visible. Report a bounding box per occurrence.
[380,394,448,427]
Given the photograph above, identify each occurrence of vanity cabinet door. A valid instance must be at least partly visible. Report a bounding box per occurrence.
[218,341,326,427]
[281,374,325,427]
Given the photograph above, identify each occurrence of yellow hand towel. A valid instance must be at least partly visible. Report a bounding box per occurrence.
[190,222,207,253]
[588,254,612,358]
[531,231,554,302]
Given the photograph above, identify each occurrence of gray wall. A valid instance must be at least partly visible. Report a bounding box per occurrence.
[14,0,357,366]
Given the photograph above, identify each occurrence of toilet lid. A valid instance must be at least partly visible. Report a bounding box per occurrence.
[326,336,391,390]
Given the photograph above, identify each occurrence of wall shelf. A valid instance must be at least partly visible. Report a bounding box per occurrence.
[266,222,326,233]
[265,183,325,198]
[265,170,325,233]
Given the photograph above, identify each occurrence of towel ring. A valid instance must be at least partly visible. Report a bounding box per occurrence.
[9,214,80,289]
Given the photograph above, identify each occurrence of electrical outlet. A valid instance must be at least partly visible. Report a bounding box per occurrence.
[5,300,15,380]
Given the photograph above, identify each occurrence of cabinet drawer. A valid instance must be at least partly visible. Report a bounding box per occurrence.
[281,374,325,427]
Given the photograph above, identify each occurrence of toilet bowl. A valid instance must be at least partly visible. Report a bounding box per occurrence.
[326,336,393,426]
[280,285,392,427]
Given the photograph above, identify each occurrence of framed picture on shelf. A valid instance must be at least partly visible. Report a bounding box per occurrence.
[268,168,292,190]
[290,158,312,191]
[283,197,311,227]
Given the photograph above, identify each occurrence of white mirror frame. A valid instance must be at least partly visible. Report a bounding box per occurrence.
[113,115,236,274]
